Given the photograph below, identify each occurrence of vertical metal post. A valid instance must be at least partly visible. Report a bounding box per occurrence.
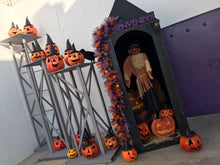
[41,60,70,149]
[22,39,54,152]
[76,66,105,154]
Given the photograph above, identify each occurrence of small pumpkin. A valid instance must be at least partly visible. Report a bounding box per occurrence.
[67,148,78,158]
[103,128,119,150]
[8,22,18,37]
[82,138,99,159]
[122,138,137,162]
[53,137,66,151]
[30,40,45,62]
[151,116,175,137]
[23,17,38,36]
[67,44,81,66]
[180,130,202,152]
[46,43,64,72]
[128,90,144,111]
[64,39,72,66]
[44,34,60,56]
[16,25,22,34]
[134,112,150,141]
[159,108,174,118]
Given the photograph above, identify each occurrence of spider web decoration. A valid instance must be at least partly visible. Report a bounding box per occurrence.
[93,17,132,147]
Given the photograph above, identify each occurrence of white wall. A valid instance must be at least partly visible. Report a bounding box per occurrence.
[0,0,219,165]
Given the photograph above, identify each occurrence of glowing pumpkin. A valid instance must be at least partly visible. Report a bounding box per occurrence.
[151,116,175,137]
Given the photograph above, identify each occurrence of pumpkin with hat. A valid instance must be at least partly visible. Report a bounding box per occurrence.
[65,43,84,66]
[30,40,45,62]
[23,17,38,36]
[44,34,60,56]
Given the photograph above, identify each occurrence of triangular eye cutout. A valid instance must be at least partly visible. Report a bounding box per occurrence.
[47,58,51,63]
[189,139,193,145]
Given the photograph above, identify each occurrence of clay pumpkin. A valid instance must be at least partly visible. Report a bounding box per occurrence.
[103,129,119,150]
[53,137,66,151]
[67,148,78,158]
[8,22,18,37]
[151,116,175,137]
[64,39,72,66]
[159,109,174,118]
[180,130,202,152]
[44,34,60,56]
[122,138,137,162]
[46,43,64,72]
[82,138,99,159]
[134,112,150,141]
[23,17,38,36]
[30,40,45,62]
[16,25,22,34]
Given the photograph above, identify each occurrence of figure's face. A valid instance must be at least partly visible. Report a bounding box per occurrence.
[128,45,140,55]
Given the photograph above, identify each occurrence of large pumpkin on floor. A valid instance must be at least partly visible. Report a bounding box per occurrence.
[82,138,99,159]
[122,139,137,162]
[151,116,175,137]
[103,129,119,150]
[53,137,66,151]
[23,17,38,36]
[180,130,202,152]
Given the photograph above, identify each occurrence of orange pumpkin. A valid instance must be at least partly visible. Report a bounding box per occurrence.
[30,40,45,62]
[64,39,72,66]
[44,34,60,56]
[159,109,174,118]
[46,43,64,72]
[23,17,38,36]
[8,22,18,37]
[53,137,66,151]
[82,138,99,159]
[16,25,22,34]
[103,129,119,150]
[122,139,137,162]
[180,130,202,152]
[128,90,144,111]
[151,116,175,137]
[78,51,85,63]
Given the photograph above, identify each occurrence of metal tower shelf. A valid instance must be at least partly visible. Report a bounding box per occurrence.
[0,33,68,153]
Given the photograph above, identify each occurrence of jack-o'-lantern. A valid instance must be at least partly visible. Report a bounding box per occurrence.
[151,116,175,137]
[122,138,137,162]
[8,22,17,37]
[75,130,80,144]
[103,129,119,150]
[44,34,60,56]
[159,109,174,118]
[82,138,99,159]
[67,44,80,66]
[134,112,150,141]
[64,39,72,66]
[16,25,22,34]
[67,148,78,158]
[23,17,38,36]
[53,137,66,151]
[30,40,45,62]
[180,130,202,152]
[46,44,64,72]
[128,43,141,55]
[128,90,144,111]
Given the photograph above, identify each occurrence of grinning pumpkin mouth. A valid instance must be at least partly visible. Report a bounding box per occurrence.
[70,154,75,156]
[52,64,59,67]
[13,32,17,34]
[191,145,202,151]
[71,59,79,62]
[156,128,174,134]
[87,155,92,158]
[141,134,150,138]
[109,144,113,148]
[130,156,136,159]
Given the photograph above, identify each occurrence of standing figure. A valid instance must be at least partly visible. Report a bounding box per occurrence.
[123,42,159,119]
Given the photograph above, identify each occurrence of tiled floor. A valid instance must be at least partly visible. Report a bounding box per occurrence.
[18,113,220,165]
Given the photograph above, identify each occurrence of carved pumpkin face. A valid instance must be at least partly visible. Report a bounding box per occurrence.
[44,44,60,56]
[104,136,119,150]
[180,134,202,152]
[67,148,78,158]
[8,27,18,37]
[137,122,151,141]
[53,138,66,151]
[23,25,38,36]
[30,50,45,62]
[67,52,80,66]
[159,109,174,118]
[151,116,175,137]
[128,91,144,111]
[82,140,99,159]
[122,148,138,162]
[75,133,80,144]
[64,49,72,66]
[46,55,65,72]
